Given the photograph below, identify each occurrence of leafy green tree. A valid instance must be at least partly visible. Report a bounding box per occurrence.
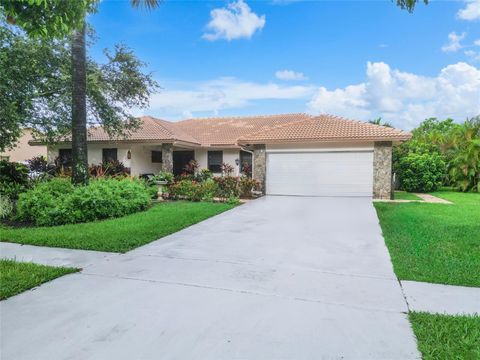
[1,0,160,184]
[0,26,158,157]
[394,117,480,192]
[396,0,428,12]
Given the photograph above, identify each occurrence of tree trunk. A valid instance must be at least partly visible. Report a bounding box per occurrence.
[71,23,89,185]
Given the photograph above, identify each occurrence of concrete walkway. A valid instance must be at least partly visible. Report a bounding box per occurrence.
[414,193,452,204]
[0,242,118,269]
[1,197,420,359]
[402,280,480,315]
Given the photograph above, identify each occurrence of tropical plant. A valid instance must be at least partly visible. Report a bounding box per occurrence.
[0,160,30,200]
[369,117,393,128]
[394,117,480,192]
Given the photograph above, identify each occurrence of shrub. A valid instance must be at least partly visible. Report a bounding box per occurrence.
[195,169,213,183]
[398,153,446,192]
[168,179,219,202]
[16,177,151,226]
[238,176,260,198]
[27,156,49,173]
[89,160,130,178]
[0,196,14,219]
[213,176,240,198]
[154,171,174,184]
[0,160,30,200]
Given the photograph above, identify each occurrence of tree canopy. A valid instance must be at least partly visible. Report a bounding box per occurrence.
[0,25,158,151]
[0,0,98,38]
[394,117,480,192]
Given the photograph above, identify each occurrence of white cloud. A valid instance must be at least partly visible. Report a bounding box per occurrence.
[145,77,314,119]
[442,32,466,52]
[203,0,265,41]
[308,61,480,129]
[457,0,480,21]
[475,39,480,46]
[465,50,480,62]
[275,70,308,81]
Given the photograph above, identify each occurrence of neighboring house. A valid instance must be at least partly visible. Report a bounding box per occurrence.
[38,113,411,199]
[0,129,47,163]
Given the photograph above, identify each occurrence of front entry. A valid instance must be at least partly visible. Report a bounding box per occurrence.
[173,150,195,176]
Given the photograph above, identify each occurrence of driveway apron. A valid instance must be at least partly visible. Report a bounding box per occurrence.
[1,196,420,359]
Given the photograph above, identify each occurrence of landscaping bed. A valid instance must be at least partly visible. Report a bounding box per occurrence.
[0,201,235,253]
[0,259,78,300]
[409,312,480,360]
[375,191,480,287]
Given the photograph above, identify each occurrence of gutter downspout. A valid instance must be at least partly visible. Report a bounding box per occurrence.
[240,147,254,177]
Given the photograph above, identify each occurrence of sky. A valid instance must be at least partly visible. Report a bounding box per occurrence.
[89,0,480,130]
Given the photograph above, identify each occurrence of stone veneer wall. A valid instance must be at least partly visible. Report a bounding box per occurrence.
[373,141,393,199]
[161,143,173,173]
[253,144,266,194]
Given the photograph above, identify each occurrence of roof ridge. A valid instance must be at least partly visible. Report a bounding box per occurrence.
[142,116,176,139]
[178,112,312,123]
[316,114,407,134]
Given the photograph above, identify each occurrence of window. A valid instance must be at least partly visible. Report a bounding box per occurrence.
[208,151,223,173]
[102,148,117,163]
[240,151,253,177]
[152,151,162,163]
[58,149,72,167]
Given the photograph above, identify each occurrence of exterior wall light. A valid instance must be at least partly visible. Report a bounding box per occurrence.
[127,150,132,159]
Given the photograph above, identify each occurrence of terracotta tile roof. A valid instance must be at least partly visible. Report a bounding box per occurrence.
[237,114,412,144]
[44,113,410,146]
[176,113,312,147]
[85,116,200,145]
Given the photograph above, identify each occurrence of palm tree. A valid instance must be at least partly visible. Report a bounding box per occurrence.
[71,0,161,185]
[369,117,393,128]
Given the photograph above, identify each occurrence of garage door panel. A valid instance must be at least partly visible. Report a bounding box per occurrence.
[266,152,373,197]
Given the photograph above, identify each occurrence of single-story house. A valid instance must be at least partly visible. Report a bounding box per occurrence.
[1,129,47,162]
[40,113,411,199]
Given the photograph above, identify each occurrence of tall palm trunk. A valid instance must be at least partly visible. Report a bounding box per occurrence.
[71,23,89,185]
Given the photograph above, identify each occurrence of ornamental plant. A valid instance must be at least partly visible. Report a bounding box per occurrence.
[398,152,445,192]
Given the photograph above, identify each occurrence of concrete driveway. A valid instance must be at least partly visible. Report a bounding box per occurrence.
[1,196,419,359]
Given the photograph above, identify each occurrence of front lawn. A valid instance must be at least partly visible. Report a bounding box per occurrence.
[393,191,423,201]
[409,312,480,360]
[374,191,480,287]
[0,201,235,253]
[0,260,78,300]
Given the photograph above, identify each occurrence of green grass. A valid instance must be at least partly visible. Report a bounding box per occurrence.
[409,312,480,360]
[375,191,480,287]
[0,201,235,253]
[0,260,78,300]
[394,191,423,201]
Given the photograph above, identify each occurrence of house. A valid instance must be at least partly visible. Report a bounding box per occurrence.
[40,113,411,199]
[1,129,47,163]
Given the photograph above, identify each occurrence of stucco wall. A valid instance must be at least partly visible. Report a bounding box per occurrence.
[47,144,241,177]
[0,129,47,162]
[47,143,164,176]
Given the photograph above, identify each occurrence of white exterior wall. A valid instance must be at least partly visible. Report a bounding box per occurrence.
[47,143,163,176]
[194,148,241,176]
[47,144,240,177]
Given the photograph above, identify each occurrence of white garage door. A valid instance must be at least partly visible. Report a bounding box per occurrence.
[266,151,374,197]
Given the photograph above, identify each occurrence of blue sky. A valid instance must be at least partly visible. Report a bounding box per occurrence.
[89,0,480,129]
